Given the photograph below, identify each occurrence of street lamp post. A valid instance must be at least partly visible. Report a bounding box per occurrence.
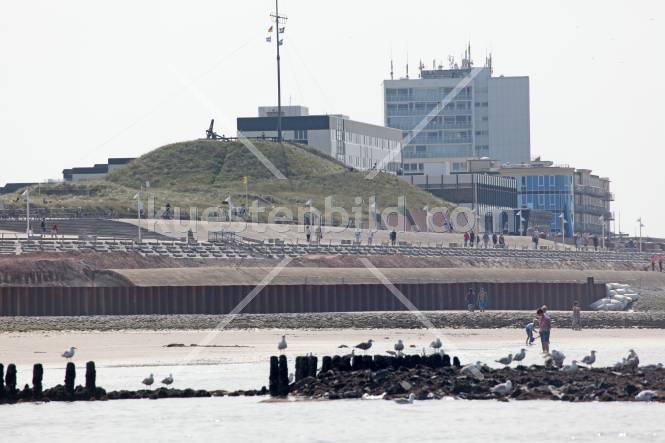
[637,217,644,253]
[23,189,30,237]
[559,212,566,250]
[599,215,605,251]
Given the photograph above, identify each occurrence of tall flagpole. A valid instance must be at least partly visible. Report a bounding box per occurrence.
[271,1,287,144]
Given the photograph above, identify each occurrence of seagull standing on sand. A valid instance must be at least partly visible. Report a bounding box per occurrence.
[62,347,77,360]
[394,339,405,356]
[581,350,596,367]
[495,354,513,367]
[394,393,416,404]
[142,374,154,389]
[278,335,287,352]
[513,348,526,364]
[491,380,513,396]
[161,374,174,386]
[635,390,658,402]
[354,339,374,354]
[430,338,442,352]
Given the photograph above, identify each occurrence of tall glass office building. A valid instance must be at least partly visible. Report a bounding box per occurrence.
[383,51,530,175]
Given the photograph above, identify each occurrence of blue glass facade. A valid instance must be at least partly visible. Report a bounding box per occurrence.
[514,174,575,236]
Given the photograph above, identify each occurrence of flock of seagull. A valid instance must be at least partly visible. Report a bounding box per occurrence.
[58,336,660,402]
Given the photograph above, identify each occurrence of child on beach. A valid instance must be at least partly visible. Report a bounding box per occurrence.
[525,319,539,345]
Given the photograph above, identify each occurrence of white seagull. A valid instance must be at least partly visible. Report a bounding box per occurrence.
[562,360,579,374]
[550,350,566,368]
[61,346,77,360]
[161,374,174,386]
[461,364,485,380]
[278,335,287,352]
[491,380,513,396]
[513,348,526,364]
[581,350,596,367]
[394,393,416,404]
[495,354,513,367]
[142,373,154,388]
[635,390,658,402]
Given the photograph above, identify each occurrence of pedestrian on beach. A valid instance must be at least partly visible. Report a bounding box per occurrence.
[466,288,477,312]
[305,224,312,243]
[463,231,470,247]
[390,229,397,246]
[537,306,552,353]
[651,255,657,272]
[525,319,539,345]
[572,301,582,330]
[482,231,489,248]
[492,232,498,248]
[478,287,488,312]
[659,254,664,272]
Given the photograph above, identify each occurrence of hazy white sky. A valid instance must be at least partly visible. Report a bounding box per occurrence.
[1,0,664,236]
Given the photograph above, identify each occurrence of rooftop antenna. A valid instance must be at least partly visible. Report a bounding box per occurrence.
[390,55,394,80]
[405,50,409,79]
[418,59,424,78]
[270,0,288,143]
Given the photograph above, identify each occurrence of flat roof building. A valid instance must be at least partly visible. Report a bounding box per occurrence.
[63,158,134,182]
[384,47,530,173]
[237,107,402,172]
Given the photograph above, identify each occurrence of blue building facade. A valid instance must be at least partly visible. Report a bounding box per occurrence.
[502,165,575,237]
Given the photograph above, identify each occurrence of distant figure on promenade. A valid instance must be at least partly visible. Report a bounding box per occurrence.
[572,301,582,331]
[466,288,477,312]
[537,306,552,353]
[532,229,540,249]
[315,225,323,243]
[367,229,375,246]
[390,229,397,246]
[659,254,664,272]
[652,255,657,272]
[469,231,475,248]
[354,227,361,244]
[592,235,599,251]
[305,224,312,243]
[50,223,58,238]
[40,218,46,235]
[476,232,481,247]
[492,232,498,248]
[463,231,470,247]
[498,233,506,248]
[478,287,488,312]
[525,319,538,345]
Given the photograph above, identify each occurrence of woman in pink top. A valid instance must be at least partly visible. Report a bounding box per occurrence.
[537,306,551,353]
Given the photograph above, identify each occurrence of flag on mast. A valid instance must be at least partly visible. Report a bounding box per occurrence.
[267,25,273,32]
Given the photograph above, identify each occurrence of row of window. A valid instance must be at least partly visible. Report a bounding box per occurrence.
[338,131,400,150]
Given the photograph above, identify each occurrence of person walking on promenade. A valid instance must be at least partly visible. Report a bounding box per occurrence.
[572,301,582,331]
[492,232,498,248]
[390,229,397,246]
[305,224,312,243]
[537,306,552,354]
[315,225,323,243]
[475,231,481,247]
[482,231,490,248]
[659,254,664,272]
[652,255,657,272]
[478,287,488,312]
[40,218,46,235]
[354,227,362,244]
[51,223,58,238]
[499,233,506,248]
[469,231,475,248]
[593,235,599,251]
[532,229,540,250]
[466,288,477,312]
[463,231,470,247]
[367,229,375,246]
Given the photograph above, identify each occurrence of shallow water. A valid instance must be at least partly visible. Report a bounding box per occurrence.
[3,396,664,443]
